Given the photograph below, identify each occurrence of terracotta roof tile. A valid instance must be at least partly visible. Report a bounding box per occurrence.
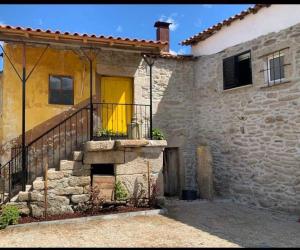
[181,4,271,45]
[0,24,167,47]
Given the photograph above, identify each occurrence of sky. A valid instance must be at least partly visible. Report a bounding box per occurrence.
[0,4,252,56]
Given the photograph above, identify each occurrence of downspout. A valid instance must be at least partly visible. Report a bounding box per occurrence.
[21,43,26,191]
[89,58,93,141]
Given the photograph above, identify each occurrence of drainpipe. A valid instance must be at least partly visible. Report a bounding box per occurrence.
[89,59,93,141]
[21,43,26,191]
[149,63,153,140]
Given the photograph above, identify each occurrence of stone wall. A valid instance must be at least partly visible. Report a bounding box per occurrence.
[8,154,91,217]
[192,23,300,214]
[96,51,196,193]
[83,140,167,199]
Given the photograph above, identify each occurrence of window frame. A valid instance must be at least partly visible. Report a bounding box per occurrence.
[48,74,74,105]
[266,52,285,84]
[223,50,253,90]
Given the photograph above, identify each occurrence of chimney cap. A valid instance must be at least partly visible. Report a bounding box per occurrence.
[154,21,171,28]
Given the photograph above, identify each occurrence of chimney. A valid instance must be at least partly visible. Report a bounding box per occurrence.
[154,21,171,53]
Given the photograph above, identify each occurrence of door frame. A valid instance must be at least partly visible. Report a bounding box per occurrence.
[163,147,181,197]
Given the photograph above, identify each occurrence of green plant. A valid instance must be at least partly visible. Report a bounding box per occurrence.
[0,204,20,229]
[96,128,116,137]
[115,181,128,201]
[96,128,126,138]
[152,128,165,140]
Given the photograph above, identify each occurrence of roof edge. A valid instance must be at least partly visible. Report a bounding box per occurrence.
[181,4,271,46]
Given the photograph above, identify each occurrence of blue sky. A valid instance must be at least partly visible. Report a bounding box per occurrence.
[0,4,252,55]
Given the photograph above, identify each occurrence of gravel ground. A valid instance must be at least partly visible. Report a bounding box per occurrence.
[0,199,299,247]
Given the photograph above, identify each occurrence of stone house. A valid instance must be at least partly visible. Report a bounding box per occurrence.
[0,4,299,215]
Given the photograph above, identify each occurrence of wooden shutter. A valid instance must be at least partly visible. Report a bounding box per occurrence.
[223,56,237,90]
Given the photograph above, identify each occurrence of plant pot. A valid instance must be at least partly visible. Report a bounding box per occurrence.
[181,189,197,201]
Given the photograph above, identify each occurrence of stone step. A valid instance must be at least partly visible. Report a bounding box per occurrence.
[60,160,90,176]
[47,168,64,180]
[60,160,77,171]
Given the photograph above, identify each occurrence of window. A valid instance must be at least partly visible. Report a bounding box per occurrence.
[266,51,285,84]
[223,50,252,90]
[49,75,74,105]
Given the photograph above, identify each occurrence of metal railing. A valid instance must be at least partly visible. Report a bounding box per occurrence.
[0,104,90,202]
[92,103,151,140]
[0,102,150,203]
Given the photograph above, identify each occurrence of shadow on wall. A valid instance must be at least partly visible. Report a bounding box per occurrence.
[151,58,196,195]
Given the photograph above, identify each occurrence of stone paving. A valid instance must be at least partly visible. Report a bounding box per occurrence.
[0,199,299,247]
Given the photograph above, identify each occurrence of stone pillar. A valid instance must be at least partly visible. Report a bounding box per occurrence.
[196,145,214,200]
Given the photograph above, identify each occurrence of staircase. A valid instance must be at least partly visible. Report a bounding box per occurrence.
[0,104,91,204]
[7,150,93,216]
[0,102,151,205]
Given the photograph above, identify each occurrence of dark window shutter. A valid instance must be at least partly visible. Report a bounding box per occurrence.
[223,56,237,90]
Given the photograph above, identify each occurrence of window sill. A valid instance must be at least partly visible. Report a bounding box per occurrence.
[222,84,253,93]
[260,79,291,90]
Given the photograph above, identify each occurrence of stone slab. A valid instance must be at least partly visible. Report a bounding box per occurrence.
[84,141,115,152]
[115,139,149,148]
[83,151,125,164]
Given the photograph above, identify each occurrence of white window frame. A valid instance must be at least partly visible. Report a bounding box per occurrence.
[267,52,285,84]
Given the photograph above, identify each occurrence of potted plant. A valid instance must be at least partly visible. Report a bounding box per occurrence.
[96,128,116,141]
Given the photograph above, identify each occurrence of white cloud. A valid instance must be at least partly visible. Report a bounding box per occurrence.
[169,49,177,55]
[170,48,187,55]
[159,13,179,31]
[116,25,123,33]
[177,48,187,55]
[38,18,43,26]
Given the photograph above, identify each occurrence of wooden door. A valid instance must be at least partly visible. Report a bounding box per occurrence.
[163,148,180,196]
[100,77,133,135]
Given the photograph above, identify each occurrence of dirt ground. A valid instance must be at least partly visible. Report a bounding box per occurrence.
[0,199,299,247]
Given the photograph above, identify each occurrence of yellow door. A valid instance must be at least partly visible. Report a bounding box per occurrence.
[100,77,133,135]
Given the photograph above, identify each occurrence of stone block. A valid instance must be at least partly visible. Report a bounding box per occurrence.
[84,140,115,151]
[30,204,44,217]
[68,176,91,187]
[146,140,167,147]
[60,160,90,176]
[47,205,74,216]
[116,174,148,198]
[115,139,149,148]
[56,186,84,195]
[83,151,124,164]
[73,151,83,161]
[47,169,64,180]
[196,146,214,200]
[33,180,45,190]
[60,160,78,171]
[18,191,29,202]
[48,196,70,206]
[71,194,90,203]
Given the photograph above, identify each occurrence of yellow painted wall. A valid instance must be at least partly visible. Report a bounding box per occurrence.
[1,43,96,144]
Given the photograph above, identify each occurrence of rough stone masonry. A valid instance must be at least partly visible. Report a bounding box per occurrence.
[147,23,300,214]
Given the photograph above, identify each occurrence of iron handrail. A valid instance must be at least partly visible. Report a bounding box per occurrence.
[0,102,151,203]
